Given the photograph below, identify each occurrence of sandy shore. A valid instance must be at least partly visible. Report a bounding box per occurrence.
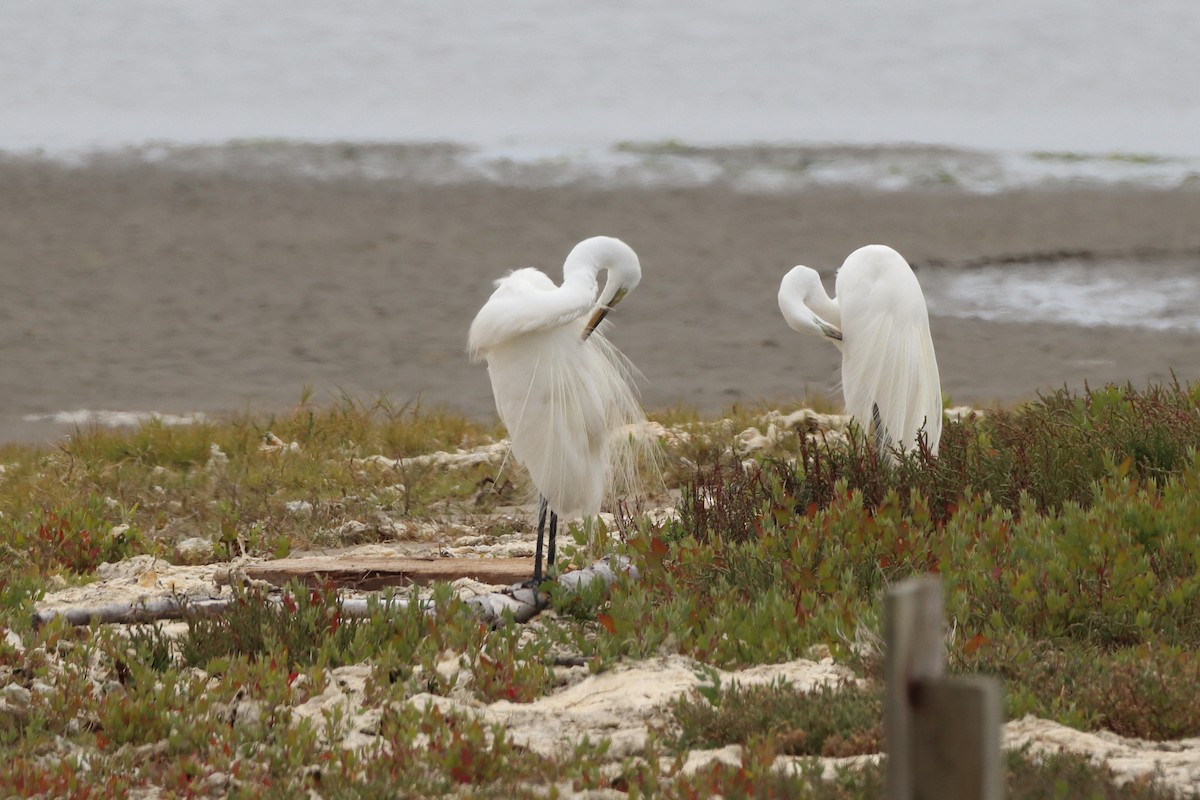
[3,148,1200,443]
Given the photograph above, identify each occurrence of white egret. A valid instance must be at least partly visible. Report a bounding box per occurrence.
[468,236,647,584]
[778,244,942,456]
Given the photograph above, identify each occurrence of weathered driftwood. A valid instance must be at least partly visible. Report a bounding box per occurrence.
[32,597,241,628]
[213,556,535,590]
[33,556,637,629]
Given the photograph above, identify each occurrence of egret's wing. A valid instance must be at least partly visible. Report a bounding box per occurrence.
[483,323,604,518]
[841,313,941,455]
[468,268,596,360]
[837,253,942,456]
[470,256,655,518]
[480,320,655,519]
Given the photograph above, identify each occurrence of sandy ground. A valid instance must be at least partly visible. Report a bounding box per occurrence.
[3,149,1200,443]
[29,545,1200,795]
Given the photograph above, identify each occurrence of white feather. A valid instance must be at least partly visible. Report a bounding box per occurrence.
[779,244,942,456]
[468,236,650,518]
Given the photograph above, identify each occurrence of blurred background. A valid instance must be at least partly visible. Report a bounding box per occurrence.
[3,0,1200,441]
[7,0,1200,156]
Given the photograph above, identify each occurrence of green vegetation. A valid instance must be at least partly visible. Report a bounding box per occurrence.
[614,139,702,157]
[2,383,1200,796]
[671,672,882,757]
[1031,150,1173,166]
[0,393,499,588]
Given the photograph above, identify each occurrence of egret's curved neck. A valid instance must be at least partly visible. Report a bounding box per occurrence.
[564,236,641,308]
[779,266,841,330]
[801,276,839,324]
[560,254,602,297]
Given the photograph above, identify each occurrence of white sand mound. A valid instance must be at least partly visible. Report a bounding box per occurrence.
[289,653,1200,794]
[410,654,856,760]
[28,548,1200,794]
[1005,715,1200,794]
[36,555,234,613]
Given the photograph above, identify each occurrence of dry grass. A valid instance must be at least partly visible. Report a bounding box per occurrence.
[2,384,1200,796]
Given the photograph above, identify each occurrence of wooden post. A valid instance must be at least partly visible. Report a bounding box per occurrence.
[911,677,1003,798]
[885,576,1002,800]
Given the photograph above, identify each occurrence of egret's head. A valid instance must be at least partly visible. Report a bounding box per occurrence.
[584,285,627,338]
[779,265,821,305]
[579,236,641,339]
[778,265,843,343]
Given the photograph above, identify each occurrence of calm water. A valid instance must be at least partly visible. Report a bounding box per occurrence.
[920,259,1200,334]
[5,0,1200,157]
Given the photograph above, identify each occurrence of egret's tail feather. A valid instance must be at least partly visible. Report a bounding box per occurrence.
[489,322,657,522]
[842,313,942,459]
[587,330,664,509]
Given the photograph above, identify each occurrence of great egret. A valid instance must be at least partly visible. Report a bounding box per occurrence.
[468,236,647,584]
[778,244,942,457]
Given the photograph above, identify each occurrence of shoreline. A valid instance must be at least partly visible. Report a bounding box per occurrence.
[9,140,1200,195]
[3,147,1200,443]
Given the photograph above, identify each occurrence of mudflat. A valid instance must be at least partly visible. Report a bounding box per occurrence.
[3,152,1200,443]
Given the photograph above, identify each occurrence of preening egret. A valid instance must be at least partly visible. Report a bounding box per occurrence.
[468,236,647,584]
[778,244,942,457]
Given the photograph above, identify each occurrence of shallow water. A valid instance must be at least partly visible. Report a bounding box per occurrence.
[920,258,1200,334]
[74,140,1200,195]
[5,0,1200,158]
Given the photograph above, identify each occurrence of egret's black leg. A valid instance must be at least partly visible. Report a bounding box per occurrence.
[872,403,886,455]
[546,511,559,574]
[531,496,548,584]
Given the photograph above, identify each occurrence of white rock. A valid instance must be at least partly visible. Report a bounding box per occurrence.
[207,443,228,467]
[96,555,171,581]
[355,442,508,471]
[408,655,853,761]
[680,744,744,775]
[261,432,301,453]
[335,520,373,542]
[1005,715,1200,795]
[176,537,213,560]
[2,684,31,708]
[946,405,982,422]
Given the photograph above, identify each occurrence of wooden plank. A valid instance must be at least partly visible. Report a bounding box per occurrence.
[220,556,534,590]
[912,677,1004,800]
